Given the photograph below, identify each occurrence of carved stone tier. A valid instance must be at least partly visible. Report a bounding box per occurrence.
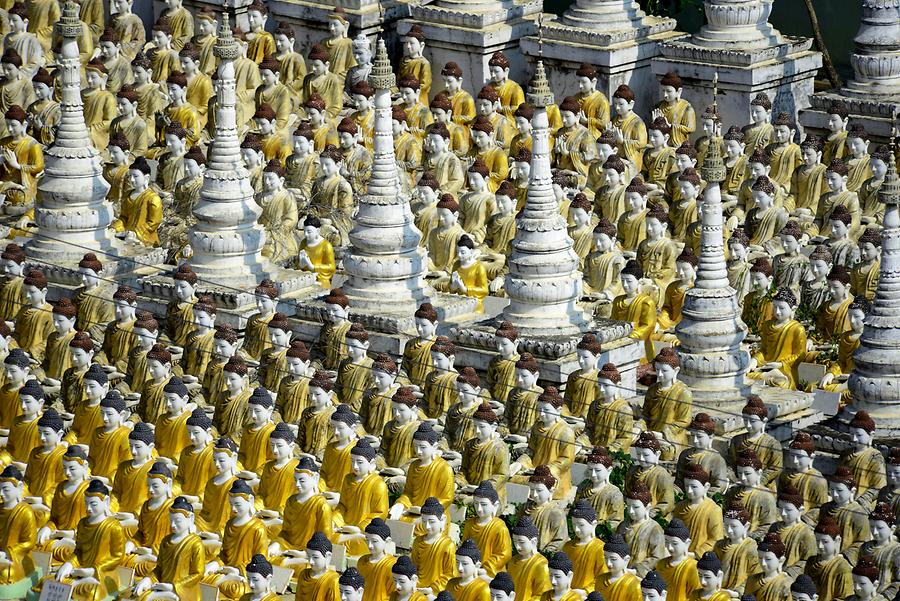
[652,0,821,127]
[800,0,900,142]
[847,152,900,437]
[269,0,412,57]
[291,292,484,356]
[520,2,683,116]
[451,317,643,389]
[400,0,542,91]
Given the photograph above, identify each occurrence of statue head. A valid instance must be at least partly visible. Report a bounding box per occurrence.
[488,51,510,85]
[402,25,425,58]
[247,0,268,31]
[23,269,48,309]
[352,33,371,66]
[186,407,213,449]
[640,569,668,601]
[309,371,335,409]
[247,387,274,427]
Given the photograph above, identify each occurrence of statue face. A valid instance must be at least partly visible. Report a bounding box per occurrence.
[114,299,135,322]
[620,274,639,295]
[750,105,769,124]
[690,429,712,449]
[848,136,869,157]
[402,36,423,57]
[309,386,332,408]
[871,158,888,179]
[153,30,171,49]
[801,146,820,167]
[24,284,46,308]
[675,154,695,172]
[612,97,632,117]
[187,425,210,448]
[213,451,235,473]
[421,514,443,538]
[364,533,387,556]
[488,65,507,84]
[99,41,118,60]
[340,585,363,601]
[295,470,318,494]
[19,394,42,416]
[724,140,744,159]
[53,314,76,335]
[571,517,595,541]
[774,125,793,144]
[129,439,152,461]
[85,495,108,517]
[413,440,435,463]
[625,498,648,522]
[248,9,265,30]
[561,110,577,128]
[473,419,495,441]
[848,308,866,332]
[63,459,86,482]
[174,280,195,301]
[84,379,108,402]
[147,476,168,499]
[148,358,170,382]
[269,436,291,459]
[860,242,880,263]
[400,87,418,105]
[660,85,679,103]
[169,511,192,535]
[70,347,93,369]
[100,407,124,428]
[777,500,802,525]
[605,552,628,573]
[549,569,573,593]
[328,18,347,38]
[352,45,371,66]
[815,532,839,557]
[393,574,416,595]
[827,113,847,133]
[456,555,478,578]
[310,60,328,77]
[164,392,186,415]
[648,129,667,149]
[260,69,277,88]
[665,535,690,558]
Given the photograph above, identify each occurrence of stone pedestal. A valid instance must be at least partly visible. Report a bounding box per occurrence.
[652,0,822,129]
[848,153,900,437]
[520,2,683,117]
[801,0,900,143]
[269,0,412,57]
[400,0,542,94]
[25,1,166,283]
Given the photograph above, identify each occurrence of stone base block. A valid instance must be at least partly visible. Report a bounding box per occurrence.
[400,2,540,95]
[451,316,643,391]
[519,21,684,117]
[652,37,822,132]
[292,291,494,356]
[801,89,900,144]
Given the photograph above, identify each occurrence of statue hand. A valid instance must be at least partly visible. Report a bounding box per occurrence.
[151,583,174,592]
[133,577,152,596]
[37,526,51,545]
[819,373,834,388]
[3,149,19,170]
[57,562,74,581]
[388,503,404,520]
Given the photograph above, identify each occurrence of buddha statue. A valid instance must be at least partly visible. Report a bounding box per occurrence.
[401,303,439,390]
[554,95,594,180]
[649,71,695,148]
[508,102,534,160]
[213,356,253,441]
[746,176,789,251]
[447,539,491,601]
[584,219,625,307]
[354,520,396,601]
[237,388,276,475]
[180,295,216,380]
[0,51,35,138]
[341,33,370,98]
[790,134,827,219]
[473,86,513,153]
[815,266,854,340]
[257,160,300,264]
[609,85,647,172]
[517,467,568,552]
[802,245,833,315]
[720,128,748,209]
[672,464,724,556]
[653,519,700,601]
[35,445,90,553]
[22,408,66,503]
[444,367,489,454]
[740,93,774,157]
[255,64,292,136]
[860,145,890,224]
[110,156,162,246]
[507,519,551,600]
[389,422,453,526]
[486,321,519,404]
[314,288,353,371]
[297,216,336,289]
[461,481,512,577]
[339,567,369,601]
[844,124,873,193]
[99,285,138,372]
[642,117,675,190]
[505,352,543,437]
[27,68,60,148]
[1,379,44,464]
[690,552,731,601]
[851,227,881,301]
[379,388,421,469]
[591,155,628,223]
[243,279,279,362]
[285,123,318,202]
[675,413,729,493]
[292,532,339,600]
[82,59,117,150]
[276,340,313,424]
[747,287,807,389]
[159,76,199,149]
[0,243,25,322]
[0,104,42,212]
[205,479,268,599]
[270,457,333,558]
[195,437,238,534]
[822,466,872,564]
[813,159,861,239]
[819,100,849,165]
[87,390,132,480]
[725,395,783,489]
[741,257,775,336]
[257,312,291,394]
[636,207,677,306]
[333,439,388,556]
[426,194,466,280]
[838,411,886,511]
[567,194,594,268]
[137,343,173,424]
[131,495,204,599]
[516,388,575,500]
[40,479,126,600]
[256,422,299,512]
[124,312,159,397]
[778,432,828,519]
[654,247,697,342]
[765,113,802,193]
[745,532,792,601]
[570,63,610,138]
[0,349,29,429]
[482,180,516,275]
[422,125,464,197]
[127,461,175,568]
[456,404,509,498]
[805,516,854,601]
[409,500,455,594]
[13,269,53,363]
[542,552,581,601]
[395,75,431,143]
[360,355,400,438]
[110,87,151,161]
[175,407,215,500]
[112,421,156,515]
[641,347,692,458]
[574,447,625,527]
[562,502,607,591]
[69,254,112,343]
[626,433,675,518]
[41,298,77,382]
[859,503,900,594]
[346,80,375,153]
[819,297,869,405]
[335,322,374,413]
[616,481,666,577]
[846,556,883,601]
[293,404,349,500]
[770,485,816,577]
[595,534,642,601]
[297,371,336,460]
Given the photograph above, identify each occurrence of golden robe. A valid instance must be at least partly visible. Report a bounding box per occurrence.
[411,535,457,591]
[487,354,517,403]
[750,319,807,389]
[745,572,791,601]
[595,572,641,601]
[817,296,854,340]
[447,577,490,601]
[181,327,215,379]
[790,163,827,214]
[102,319,136,371]
[335,472,389,556]
[247,31,275,64]
[642,379,692,451]
[423,370,459,420]
[297,405,334,459]
[259,347,289,394]
[0,501,35,584]
[335,356,373,413]
[805,555,854,601]
[0,134,43,206]
[220,517,268,573]
[175,443,215,499]
[574,481,625,527]
[458,437,510,495]
[257,458,299,513]
[197,476,236,534]
[238,422,275,475]
[42,329,74,381]
[359,387,397,438]
[45,480,89,532]
[626,465,675,517]
[426,223,466,274]
[616,518,666,577]
[152,532,205,599]
[508,553,551,601]
[564,538,607,590]
[112,188,162,246]
[278,492,333,550]
[658,99,695,147]
[577,90,610,138]
[214,388,253,441]
[302,72,343,120]
[380,419,419,469]
[584,396,633,452]
[357,554,397,601]
[66,516,126,600]
[527,419,576,498]
[4,413,38,463]
[70,386,99,435]
[112,459,153,514]
[88,425,131,481]
[24,444,66,503]
[774,520,816,572]
[656,556,701,601]
[612,112,647,171]
[840,446,886,508]
[505,386,542,437]
[713,537,759,593]
[396,456,454,513]
[0,277,23,322]
[611,294,657,362]
[295,569,339,601]
[672,498,723,556]
[134,497,174,552]
[13,302,54,363]
[851,260,879,301]
[299,238,336,288]
[461,517,512,577]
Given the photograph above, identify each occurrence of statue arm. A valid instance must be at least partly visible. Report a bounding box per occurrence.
[7,507,36,562]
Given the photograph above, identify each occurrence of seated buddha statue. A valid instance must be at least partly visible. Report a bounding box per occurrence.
[154,377,192,461]
[573,447,625,527]
[196,438,239,535]
[616,480,666,577]
[126,461,176,571]
[0,464,37,596]
[22,408,67,505]
[87,391,132,481]
[237,388,276,475]
[505,353,544,437]
[422,336,459,421]
[334,323,374,413]
[297,371,337,460]
[517,468,568,552]
[460,481,512,578]
[408,501,456,595]
[444,367,490,455]
[297,215,336,289]
[819,296,868,405]
[456,404,510,499]
[0,349,30,430]
[243,279,278,362]
[486,321,519,404]
[359,354,400,438]
[41,297,77,382]
[257,312,292,394]
[180,295,216,380]
[564,334,601,420]
[610,260,657,363]
[506,517,551,600]
[517,388,576,500]
[213,356,253,441]
[123,312,159,397]
[333,439,389,556]
[275,340,313,424]
[402,303,439,390]
[35,445,91,552]
[747,287,808,390]
[1,379,46,466]
[12,269,54,363]
[269,457,333,560]
[626,433,676,518]
[292,532,339,599]
[445,235,489,312]
[379,387,421,469]
[641,347,692,459]
[137,343,174,424]
[388,422,454,524]
[112,422,156,515]
[175,408,216,501]
[313,288,352,371]
[166,264,198,348]
[256,422,299,513]
[583,363,633,452]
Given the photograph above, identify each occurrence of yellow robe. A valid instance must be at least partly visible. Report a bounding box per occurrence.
[487,354,517,404]
[527,419,576,498]
[299,238,336,288]
[112,459,154,515]
[474,147,509,193]
[401,339,435,391]
[163,6,193,50]
[656,556,701,601]
[294,569,339,601]
[134,497,174,552]
[102,319,136,371]
[335,472,389,556]
[297,405,334,458]
[359,387,397,438]
[258,347,289,394]
[774,521,816,571]
[67,381,97,433]
[88,426,131,481]
[42,330,74,381]
[155,411,190,461]
[805,555,854,601]
[612,112,647,172]
[713,537,759,593]
[335,356,374,413]
[152,532,205,599]
[112,188,162,246]
[4,413,38,463]
[181,327,215,379]
[458,436,510,496]
[851,260,879,301]
[672,498,724,556]
[220,517,268,572]
[0,501,35,584]
[642,379,692,451]
[302,72,343,120]
[175,443,215,499]
[626,465,675,517]
[610,293,657,362]
[574,482,625,527]
[595,572,641,601]
[817,296,853,340]
[238,422,275,475]
[13,302,54,363]
[658,99,695,147]
[461,517,512,577]
[214,388,253,441]
[23,444,66,503]
[66,516,126,600]
[27,97,60,147]
[357,554,397,601]
[750,319,807,389]
[617,518,666,577]
[396,457,454,514]
[563,538,606,591]
[45,480,89,533]
[26,0,60,53]
[278,492,333,550]
[584,396,633,452]
[449,90,476,126]
[508,552,551,601]
[242,312,273,361]
[247,31,276,64]
[0,134,43,206]
[423,370,460,420]
[577,90,610,138]
[380,419,419,469]
[0,277,23,322]
[257,457,299,512]
[447,577,490,601]
[197,476,236,534]
[505,386,542,437]
[276,376,310,424]
[411,535,457,591]
[745,571,791,601]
